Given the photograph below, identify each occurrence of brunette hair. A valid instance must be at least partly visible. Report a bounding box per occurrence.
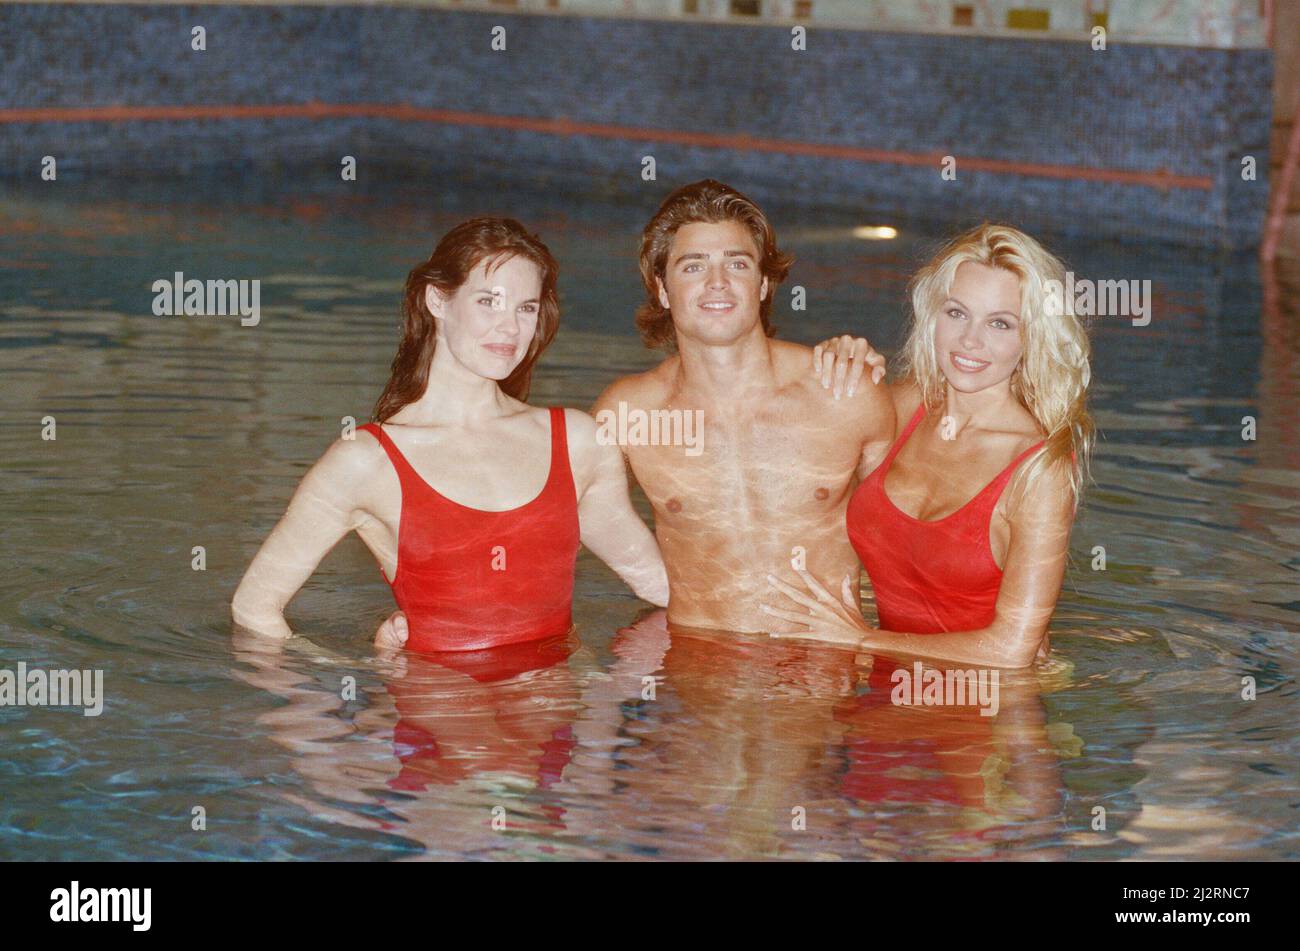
[373,217,560,422]
[635,179,792,351]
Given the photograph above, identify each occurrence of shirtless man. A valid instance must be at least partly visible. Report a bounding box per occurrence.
[592,179,895,634]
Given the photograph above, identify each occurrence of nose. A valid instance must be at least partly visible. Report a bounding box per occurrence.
[706,263,730,290]
[958,321,984,351]
[495,308,521,337]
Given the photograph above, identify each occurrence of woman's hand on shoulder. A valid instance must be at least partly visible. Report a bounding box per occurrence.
[812,334,887,399]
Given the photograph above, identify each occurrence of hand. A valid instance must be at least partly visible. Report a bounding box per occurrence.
[812,334,886,399]
[760,569,874,648]
[374,610,408,649]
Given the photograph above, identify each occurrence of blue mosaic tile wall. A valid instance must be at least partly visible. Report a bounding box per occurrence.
[0,4,1274,248]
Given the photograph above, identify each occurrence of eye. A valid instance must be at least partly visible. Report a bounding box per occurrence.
[477,297,496,307]
[519,303,538,314]
[947,308,966,320]
[729,260,749,269]
[991,318,1014,330]
[683,263,702,273]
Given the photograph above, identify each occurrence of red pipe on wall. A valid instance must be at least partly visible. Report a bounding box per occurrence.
[0,101,1215,191]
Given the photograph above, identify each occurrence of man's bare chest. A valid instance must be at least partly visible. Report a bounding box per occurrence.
[626,412,862,518]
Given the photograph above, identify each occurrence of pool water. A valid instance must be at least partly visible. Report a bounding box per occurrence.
[2,172,1297,860]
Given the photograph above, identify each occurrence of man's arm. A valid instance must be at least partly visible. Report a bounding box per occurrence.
[805,333,895,473]
[853,378,897,479]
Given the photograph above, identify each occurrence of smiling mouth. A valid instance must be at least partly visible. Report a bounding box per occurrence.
[483,343,517,358]
[698,300,736,313]
[950,352,991,372]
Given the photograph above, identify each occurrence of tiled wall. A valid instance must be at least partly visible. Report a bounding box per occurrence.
[0,4,1274,247]
[20,0,1270,47]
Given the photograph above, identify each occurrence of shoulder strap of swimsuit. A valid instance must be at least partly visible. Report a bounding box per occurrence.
[357,422,421,486]
[546,406,574,487]
[977,440,1048,513]
[878,403,927,474]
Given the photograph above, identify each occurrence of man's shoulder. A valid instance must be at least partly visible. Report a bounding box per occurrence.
[770,338,819,394]
[771,338,897,442]
[773,338,879,403]
[593,357,677,412]
[771,337,814,368]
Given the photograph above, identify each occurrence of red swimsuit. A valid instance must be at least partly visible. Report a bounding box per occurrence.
[846,404,1044,634]
[359,407,580,652]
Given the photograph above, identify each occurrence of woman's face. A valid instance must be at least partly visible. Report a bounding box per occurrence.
[428,255,543,382]
[932,260,1024,395]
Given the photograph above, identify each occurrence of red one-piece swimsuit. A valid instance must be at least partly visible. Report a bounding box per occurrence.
[846,404,1044,634]
[359,406,580,653]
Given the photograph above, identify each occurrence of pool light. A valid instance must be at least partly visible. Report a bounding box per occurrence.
[851,225,899,240]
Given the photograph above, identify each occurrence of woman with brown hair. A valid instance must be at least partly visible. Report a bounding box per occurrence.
[233,217,667,651]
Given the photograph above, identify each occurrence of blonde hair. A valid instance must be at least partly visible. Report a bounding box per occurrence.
[898,223,1094,505]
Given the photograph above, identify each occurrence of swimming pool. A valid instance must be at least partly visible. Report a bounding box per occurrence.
[2,171,1296,860]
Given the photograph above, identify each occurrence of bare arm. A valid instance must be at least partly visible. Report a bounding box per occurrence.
[763,459,1075,668]
[806,335,897,476]
[233,436,378,638]
[566,407,669,607]
[854,377,898,480]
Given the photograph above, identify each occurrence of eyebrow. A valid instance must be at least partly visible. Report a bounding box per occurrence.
[472,287,539,303]
[671,249,756,267]
[946,296,1019,320]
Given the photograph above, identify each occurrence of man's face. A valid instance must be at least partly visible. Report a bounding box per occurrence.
[657,220,769,348]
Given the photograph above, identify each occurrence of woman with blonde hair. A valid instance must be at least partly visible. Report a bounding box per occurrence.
[763,223,1093,668]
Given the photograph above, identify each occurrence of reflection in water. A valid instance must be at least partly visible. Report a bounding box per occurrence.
[233,613,1078,860]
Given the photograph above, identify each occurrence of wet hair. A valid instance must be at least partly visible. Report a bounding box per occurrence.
[373,217,560,423]
[899,222,1094,505]
[635,179,792,351]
